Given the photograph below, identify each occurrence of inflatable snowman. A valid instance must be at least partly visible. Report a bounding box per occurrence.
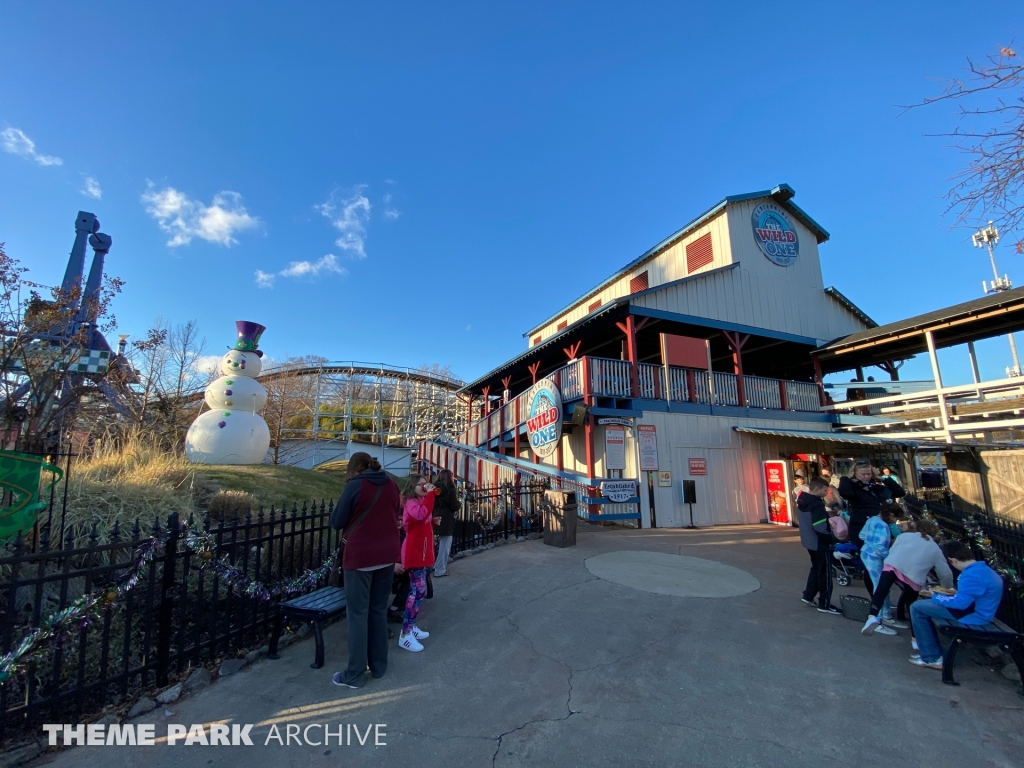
[185,321,271,465]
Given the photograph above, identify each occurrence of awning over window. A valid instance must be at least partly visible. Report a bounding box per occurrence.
[733,427,918,448]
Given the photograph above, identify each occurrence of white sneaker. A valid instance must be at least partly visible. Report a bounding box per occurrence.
[861,616,882,635]
[398,633,424,652]
[882,618,910,630]
[912,638,919,651]
[874,624,898,636]
[410,625,430,640]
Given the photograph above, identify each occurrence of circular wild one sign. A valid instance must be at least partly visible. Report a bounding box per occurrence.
[751,202,799,267]
[525,379,563,458]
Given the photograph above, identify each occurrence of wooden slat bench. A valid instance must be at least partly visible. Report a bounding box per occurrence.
[268,586,347,669]
[933,616,1024,694]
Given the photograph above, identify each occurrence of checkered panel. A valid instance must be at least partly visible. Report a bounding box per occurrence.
[73,349,111,374]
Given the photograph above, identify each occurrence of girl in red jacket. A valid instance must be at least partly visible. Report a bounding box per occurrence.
[398,474,436,652]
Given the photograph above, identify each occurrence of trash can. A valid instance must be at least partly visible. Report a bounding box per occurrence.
[542,489,578,548]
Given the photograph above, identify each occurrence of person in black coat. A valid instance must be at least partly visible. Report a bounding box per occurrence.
[838,461,904,545]
[432,469,459,576]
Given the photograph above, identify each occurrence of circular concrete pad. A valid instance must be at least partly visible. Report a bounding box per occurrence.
[584,550,760,598]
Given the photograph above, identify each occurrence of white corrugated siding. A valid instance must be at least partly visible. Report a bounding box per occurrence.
[634,411,837,527]
[529,195,869,347]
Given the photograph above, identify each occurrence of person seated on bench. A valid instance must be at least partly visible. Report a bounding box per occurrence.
[861,519,952,637]
[908,541,1004,670]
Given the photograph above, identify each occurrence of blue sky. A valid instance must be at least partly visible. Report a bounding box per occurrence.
[1,2,1021,385]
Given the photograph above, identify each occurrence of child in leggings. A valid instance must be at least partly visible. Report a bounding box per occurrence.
[398,474,436,652]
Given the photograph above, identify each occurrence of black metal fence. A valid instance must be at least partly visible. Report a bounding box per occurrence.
[0,501,339,742]
[449,480,548,556]
[905,494,1024,633]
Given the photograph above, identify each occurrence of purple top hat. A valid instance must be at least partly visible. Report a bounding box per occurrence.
[233,320,266,357]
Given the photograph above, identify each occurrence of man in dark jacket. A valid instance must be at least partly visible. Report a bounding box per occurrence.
[329,452,401,689]
[798,478,840,615]
[432,469,459,577]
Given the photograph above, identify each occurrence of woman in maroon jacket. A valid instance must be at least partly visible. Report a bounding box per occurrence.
[330,452,401,689]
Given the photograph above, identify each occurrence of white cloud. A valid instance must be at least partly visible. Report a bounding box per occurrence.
[254,254,346,289]
[81,176,102,199]
[382,193,400,220]
[194,354,223,375]
[141,182,260,247]
[316,187,372,259]
[1,127,62,166]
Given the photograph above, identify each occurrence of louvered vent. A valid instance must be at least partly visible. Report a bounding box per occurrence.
[588,299,602,312]
[629,271,649,293]
[532,335,542,346]
[686,233,714,273]
[557,321,568,331]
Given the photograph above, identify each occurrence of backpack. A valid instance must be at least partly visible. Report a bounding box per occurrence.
[828,515,849,542]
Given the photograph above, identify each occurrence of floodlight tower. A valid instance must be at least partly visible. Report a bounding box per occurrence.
[974,221,1021,377]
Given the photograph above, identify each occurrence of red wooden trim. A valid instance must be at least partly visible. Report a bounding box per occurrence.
[527,361,542,383]
[584,414,595,480]
[686,368,696,402]
[582,356,592,400]
[778,380,789,411]
[722,331,749,407]
[563,341,582,360]
[481,386,491,416]
[513,396,520,458]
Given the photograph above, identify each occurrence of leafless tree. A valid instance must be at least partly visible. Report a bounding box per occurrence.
[261,357,320,463]
[909,45,1024,249]
[0,242,123,452]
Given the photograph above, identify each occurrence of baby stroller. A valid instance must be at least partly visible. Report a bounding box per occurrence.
[831,543,865,587]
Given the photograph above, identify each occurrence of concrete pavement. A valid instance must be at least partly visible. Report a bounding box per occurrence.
[37,525,1024,768]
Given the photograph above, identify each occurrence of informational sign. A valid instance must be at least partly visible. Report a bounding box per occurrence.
[657,471,672,487]
[600,480,637,503]
[751,202,799,267]
[688,458,707,476]
[597,417,633,426]
[525,379,562,458]
[763,460,792,525]
[605,425,626,470]
[637,424,659,471]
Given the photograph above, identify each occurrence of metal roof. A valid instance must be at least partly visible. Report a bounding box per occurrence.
[733,426,919,447]
[525,184,830,337]
[815,286,1024,372]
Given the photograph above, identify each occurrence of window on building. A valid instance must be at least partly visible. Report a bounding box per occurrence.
[686,233,714,273]
[557,320,568,331]
[532,335,542,346]
[629,271,649,293]
[588,299,602,312]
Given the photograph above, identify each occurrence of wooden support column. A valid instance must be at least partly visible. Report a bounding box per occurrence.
[481,386,491,416]
[466,394,474,429]
[584,414,595,480]
[555,370,564,473]
[925,330,951,441]
[686,369,697,402]
[528,361,542,384]
[615,315,649,398]
[501,376,512,403]
[778,379,789,411]
[563,341,582,361]
[721,331,750,407]
[878,360,903,381]
[513,396,521,458]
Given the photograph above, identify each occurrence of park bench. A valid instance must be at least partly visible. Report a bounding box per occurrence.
[268,586,347,669]
[933,616,1024,693]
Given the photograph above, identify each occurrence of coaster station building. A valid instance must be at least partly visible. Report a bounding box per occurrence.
[419,184,928,527]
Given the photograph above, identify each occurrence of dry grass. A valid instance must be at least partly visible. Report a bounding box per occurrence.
[59,435,349,543]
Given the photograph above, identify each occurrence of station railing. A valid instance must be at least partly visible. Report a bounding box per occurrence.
[419,440,641,524]
[456,356,822,447]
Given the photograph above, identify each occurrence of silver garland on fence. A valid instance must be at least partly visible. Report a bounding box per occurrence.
[0,522,336,684]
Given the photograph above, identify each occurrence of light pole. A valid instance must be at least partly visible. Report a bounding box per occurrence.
[973,221,1021,377]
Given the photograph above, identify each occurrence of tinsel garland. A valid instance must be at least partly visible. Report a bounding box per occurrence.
[962,514,1023,595]
[0,521,336,684]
